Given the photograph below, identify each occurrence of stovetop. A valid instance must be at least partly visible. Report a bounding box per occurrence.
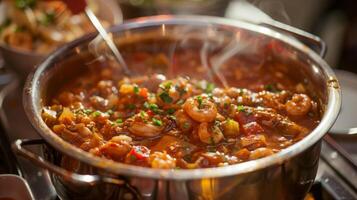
[0,70,357,200]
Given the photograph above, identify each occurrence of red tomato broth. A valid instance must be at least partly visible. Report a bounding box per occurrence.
[42,48,321,169]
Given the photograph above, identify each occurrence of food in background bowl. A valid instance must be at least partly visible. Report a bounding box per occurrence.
[0,0,122,77]
[42,49,321,169]
[0,0,111,54]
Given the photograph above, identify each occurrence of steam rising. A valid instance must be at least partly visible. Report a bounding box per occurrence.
[87,0,290,87]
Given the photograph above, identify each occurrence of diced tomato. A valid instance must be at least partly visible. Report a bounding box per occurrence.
[139,88,149,98]
[127,146,150,160]
[146,110,155,116]
[235,112,255,125]
[242,122,264,135]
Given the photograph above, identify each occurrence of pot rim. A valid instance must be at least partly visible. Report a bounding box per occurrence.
[23,15,341,180]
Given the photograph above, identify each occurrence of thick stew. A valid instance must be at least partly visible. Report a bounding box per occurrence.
[42,54,320,169]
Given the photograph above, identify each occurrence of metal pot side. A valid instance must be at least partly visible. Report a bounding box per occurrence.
[22,16,341,200]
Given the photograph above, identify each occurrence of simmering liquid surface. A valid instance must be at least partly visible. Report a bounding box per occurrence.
[42,51,321,169]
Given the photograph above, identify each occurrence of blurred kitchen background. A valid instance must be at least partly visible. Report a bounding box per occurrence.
[119,0,357,74]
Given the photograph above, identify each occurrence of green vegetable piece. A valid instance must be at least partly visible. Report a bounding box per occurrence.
[15,0,36,9]
[166,108,176,115]
[237,105,245,112]
[197,96,203,108]
[133,86,140,94]
[159,92,173,103]
[152,118,163,126]
[92,111,101,117]
[205,83,215,93]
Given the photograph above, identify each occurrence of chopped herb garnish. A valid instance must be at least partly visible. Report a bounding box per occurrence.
[0,19,11,33]
[15,0,36,9]
[140,111,148,122]
[40,11,56,26]
[197,96,203,108]
[143,102,149,109]
[106,109,114,115]
[149,103,159,113]
[144,102,160,114]
[159,92,173,103]
[163,81,173,89]
[183,122,190,129]
[115,119,123,124]
[223,102,229,108]
[127,104,136,110]
[237,105,245,112]
[166,108,176,115]
[152,118,163,126]
[83,109,93,115]
[205,83,215,93]
[133,86,140,94]
[264,84,280,93]
[92,111,101,117]
[177,86,187,97]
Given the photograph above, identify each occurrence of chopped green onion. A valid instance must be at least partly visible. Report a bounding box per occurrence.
[152,118,163,126]
[183,122,190,129]
[106,109,114,115]
[163,81,173,89]
[83,109,93,115]
[143,102,149,109]
[237,105,245,112]
[197,96,203,108]
[144,102,160,113]
[115,119,123,124]
[159,92,173,103]
[133,86,140,94]
[140,111,148,121]
[205,83,215,93]
[92,111,101,117]
[40,11,56,26]
[15,0,36,9]
[264,84,280,93]
[149,103,159,112]
[166,108,176,115]
[177,86,187,97]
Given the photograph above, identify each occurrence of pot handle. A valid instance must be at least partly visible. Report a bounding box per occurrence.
[261,21,327,58]
[12,139,126,185]
[13,139,143,199]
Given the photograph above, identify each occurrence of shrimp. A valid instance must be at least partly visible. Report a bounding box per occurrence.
[249,148,274,160]
[285,94,312,116]
[157,78,193,106]
[197,122,224,144]
[128,121,164,137]
[183,96,217,123]
[99,141,132,161]
[174,109,197,132]
[149,151,176,169]
[247,107,309,136]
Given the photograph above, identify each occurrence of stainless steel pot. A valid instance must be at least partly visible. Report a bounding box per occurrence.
[15,16,341,200]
